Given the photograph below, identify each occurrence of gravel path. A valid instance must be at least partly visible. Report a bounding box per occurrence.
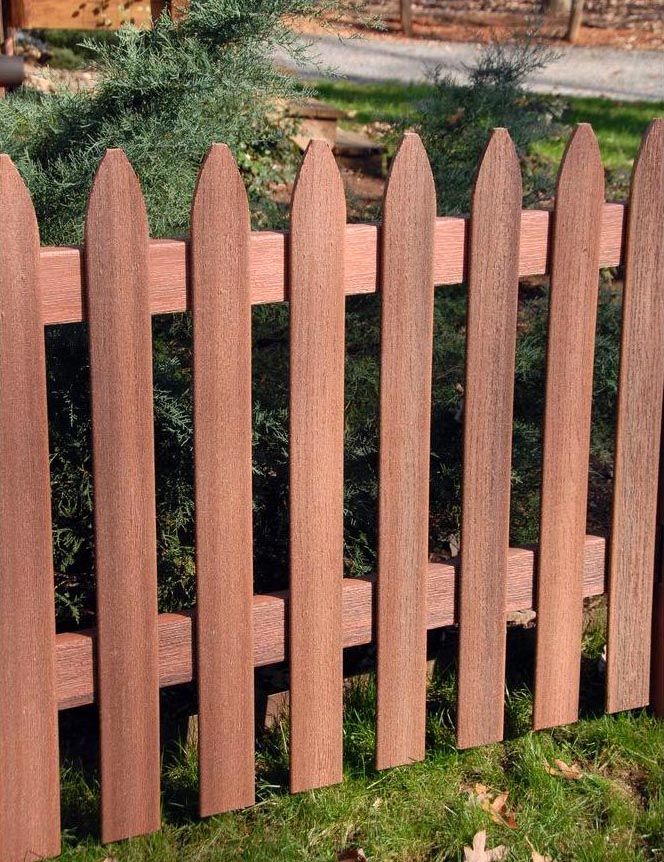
[275,34,663,102]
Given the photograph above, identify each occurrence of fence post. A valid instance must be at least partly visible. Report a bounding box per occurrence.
[653,422,664,716]
[606,120,664,714]
[191,144,255,815]
[533,125,604,730]
[0,156,61,862]
[375,133,435,770]
[289,140,346,793]
[85,150,161,843]
[456,129,522,749]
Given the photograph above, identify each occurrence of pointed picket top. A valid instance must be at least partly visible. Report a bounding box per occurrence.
[629,118,664,205]
[191,143,249,235]
[457,125,521,750]
[383,131,435,215]
[607,117,664,716]
[472,127,521,208]
[0,154,40,270]
[291,138,345,229]
[0,152,61,862]
[84,145,159,843]
[85,148,149,247]
[376,129,436,770]
[533,122,604,731]
[555,123,604,207]
[289,134,346,793]
[190,140,255,816]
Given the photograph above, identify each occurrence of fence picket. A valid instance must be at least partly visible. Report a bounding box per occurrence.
[85,150,161,842]
[289,140,346,792]
[457,129,522,749]
[191,144,255,814]
[376,133,436,769]
[607,120,664,714]
[533,125,604,729]
[654,430,664,716]
[0,156,61,862]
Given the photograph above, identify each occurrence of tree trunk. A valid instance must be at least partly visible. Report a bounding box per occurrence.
[546,0,571,15]
[566,0,585,42]
[400,0,413,37]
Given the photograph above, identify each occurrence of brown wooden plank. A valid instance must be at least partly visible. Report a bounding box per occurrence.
[654,416,664,716]
[607,120,664,713]
[0,156,60,862]
[191,144,255,814]
[533,124,604,730]
[54,535,607,710]
[457,129,522,749]
[14,0,153,30]
[376,133,436,770]
[37,203,626,325]
[85,149,161,843]
[289,140,346,792]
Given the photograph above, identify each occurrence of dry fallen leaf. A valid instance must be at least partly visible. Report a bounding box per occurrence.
[473,787,518,829]
[544,758,583,780]
[463,830,508,861]
[526,836,554,861]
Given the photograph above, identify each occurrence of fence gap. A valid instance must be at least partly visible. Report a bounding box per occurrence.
[457,128,522,749]
[376,132,436,769]
[288,139,346,792]
[533,124,604,730]
[607,119,664,713]
[191,144,255,814]
[0,155,61,862]
[85,149,161,843]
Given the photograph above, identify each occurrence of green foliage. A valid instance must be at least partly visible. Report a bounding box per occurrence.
[414,37,564,214]
[0,0,333,626]
[2,27,624,628]
[1,1,330,242]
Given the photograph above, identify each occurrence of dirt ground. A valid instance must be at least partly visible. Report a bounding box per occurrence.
[331,0,664,50]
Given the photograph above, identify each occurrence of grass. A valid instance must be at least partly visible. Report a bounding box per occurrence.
[57,634,664,861]
[313,80,664,178]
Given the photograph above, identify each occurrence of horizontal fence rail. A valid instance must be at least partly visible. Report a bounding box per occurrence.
[38,203,626,324]
[55,535,608,711]
[0,119,663,861]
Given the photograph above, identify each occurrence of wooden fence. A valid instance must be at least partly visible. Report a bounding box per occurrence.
[0,119,663,861]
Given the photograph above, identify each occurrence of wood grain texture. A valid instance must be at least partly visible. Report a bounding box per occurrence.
[85,149,161,843]
[191,145,255,815]
[12,0,153,30]
[37,203,625,325]
[54,535,607,710]
[376,133,436,770]
[534,125,604,730]
[607,120,664,714]
[0,156,61,862]
[457,129,522,749]
[654,420,664,716]
[289,140,346,792]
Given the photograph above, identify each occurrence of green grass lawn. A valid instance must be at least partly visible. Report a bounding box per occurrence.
[313,80,664,176]
[58,661,664,860]
[57,622,664,860]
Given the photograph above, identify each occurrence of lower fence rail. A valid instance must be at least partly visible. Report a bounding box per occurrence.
[56,535,606,711]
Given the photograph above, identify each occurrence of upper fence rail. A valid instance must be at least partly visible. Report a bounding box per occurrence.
[38,203,626,325]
